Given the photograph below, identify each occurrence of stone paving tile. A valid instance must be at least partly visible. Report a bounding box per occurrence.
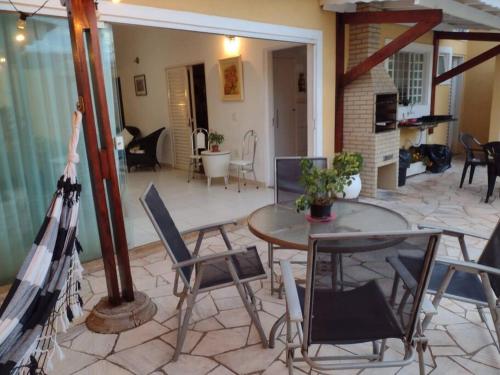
[52,161,500,375]
[107,339,173,374]
[161,329,203,354]
[115,320,168,352]
[71,330,117,357]
[73,360,133,375]
[51,347,98,375]
[215,342,285,374]
[163,355,218,375]
[192,327,248,356]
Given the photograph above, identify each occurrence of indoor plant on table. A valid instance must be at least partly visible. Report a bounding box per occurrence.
[333,152,364,199]
[295,158,349,219]
[208,131,224,152]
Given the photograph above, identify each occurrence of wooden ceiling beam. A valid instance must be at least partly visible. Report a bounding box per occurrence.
[435,31,500,42]
[341,10,442,88]
[435,43,500,85]
[342,9,442,25]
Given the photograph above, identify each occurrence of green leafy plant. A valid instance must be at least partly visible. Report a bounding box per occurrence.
[208,131,224,146]
[295,158,349,212]
[332,152,363,176]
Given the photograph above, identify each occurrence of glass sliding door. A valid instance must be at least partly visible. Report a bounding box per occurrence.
[0,13,121,284]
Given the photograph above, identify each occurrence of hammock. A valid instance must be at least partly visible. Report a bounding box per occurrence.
[0,112,85,375]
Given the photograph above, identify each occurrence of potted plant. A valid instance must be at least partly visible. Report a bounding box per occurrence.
[333,152,364,199]
[295,158,349,219]
[208,131,224,152]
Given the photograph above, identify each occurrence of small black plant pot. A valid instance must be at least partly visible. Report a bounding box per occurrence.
[310,204,332,219]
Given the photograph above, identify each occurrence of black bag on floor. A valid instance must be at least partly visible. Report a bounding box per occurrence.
[421,144,452,173]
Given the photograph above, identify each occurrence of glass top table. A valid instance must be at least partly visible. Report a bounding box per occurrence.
[247,201,410,251]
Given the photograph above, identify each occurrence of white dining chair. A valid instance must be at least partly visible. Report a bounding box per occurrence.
[187,128,208,182]
[230,130,258,192]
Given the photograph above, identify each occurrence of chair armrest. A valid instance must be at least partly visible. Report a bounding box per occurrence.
[172,248,246,269]
[386,256,418,294]
[418,224,489,241]
[280,260,303,322]
[180,219,238,236]
[436,257,500,277]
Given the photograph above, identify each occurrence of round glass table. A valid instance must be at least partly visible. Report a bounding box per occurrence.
[248,201,411,348]
[248,201,410,251]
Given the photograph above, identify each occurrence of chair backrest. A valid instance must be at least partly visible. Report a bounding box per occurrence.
[302,230,440,349]
[140,183,193,285]
[241,130,257,165]
[484,142,500,171]
[274,157,327,205]
[459,133,482,161]
[478,219,500,297]
[192,128,208,155]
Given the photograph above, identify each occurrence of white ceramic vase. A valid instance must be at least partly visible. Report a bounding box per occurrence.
[338,173,362,199]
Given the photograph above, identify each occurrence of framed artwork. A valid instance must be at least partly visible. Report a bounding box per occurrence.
[219,56,244,101]
[134,74,147,96]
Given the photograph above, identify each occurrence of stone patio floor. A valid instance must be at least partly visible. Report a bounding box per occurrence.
[52,160,500,374]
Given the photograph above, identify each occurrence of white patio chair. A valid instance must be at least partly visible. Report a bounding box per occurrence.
[187,128,208,182]
[230,130,258,192]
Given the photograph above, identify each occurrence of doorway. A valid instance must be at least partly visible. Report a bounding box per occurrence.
[165,63,209,170]
[272,46,308,158]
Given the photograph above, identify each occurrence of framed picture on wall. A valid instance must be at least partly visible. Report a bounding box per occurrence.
[134,74,147,96]
[219,56,244,101]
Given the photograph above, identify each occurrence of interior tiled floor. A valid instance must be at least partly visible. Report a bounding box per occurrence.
[52,159,500,374]
[121,168,274,248]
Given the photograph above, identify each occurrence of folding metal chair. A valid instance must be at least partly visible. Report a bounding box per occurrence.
[280,230,441,375]
[267,157,328,295]
[140,183,268,360]
[390,220,500,352]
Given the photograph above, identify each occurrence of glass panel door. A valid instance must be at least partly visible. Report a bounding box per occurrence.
[0,13,120,284]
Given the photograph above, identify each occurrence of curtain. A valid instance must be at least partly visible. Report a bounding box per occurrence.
[0,14,119,284]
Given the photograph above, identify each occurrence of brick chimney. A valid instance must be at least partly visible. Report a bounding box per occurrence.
[343,3,400,197]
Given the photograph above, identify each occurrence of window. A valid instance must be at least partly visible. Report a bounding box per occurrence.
[387,52,425,105]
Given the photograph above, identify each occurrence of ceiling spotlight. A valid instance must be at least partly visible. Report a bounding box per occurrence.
[17,13,27,30]
[0,57,6,64]
[15,13,28,43]
[112,0,121,3]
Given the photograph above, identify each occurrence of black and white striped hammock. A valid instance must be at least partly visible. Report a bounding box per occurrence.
[0,112,85,375]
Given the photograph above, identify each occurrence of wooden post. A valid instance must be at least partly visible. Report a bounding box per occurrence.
[66,0,134,303]
[430,31,439,116]
[335,13,345,152]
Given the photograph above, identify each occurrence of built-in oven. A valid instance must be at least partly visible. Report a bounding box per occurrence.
[374,93,398,133]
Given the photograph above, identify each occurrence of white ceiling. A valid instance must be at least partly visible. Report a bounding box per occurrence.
[321,0,500,30]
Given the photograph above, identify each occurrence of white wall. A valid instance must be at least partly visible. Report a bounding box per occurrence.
[113,24,298,183]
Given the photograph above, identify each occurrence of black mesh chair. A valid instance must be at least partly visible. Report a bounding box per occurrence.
[140,183,268,360]
[274,156,327,205]
[126,127,165,171]
[459,133,487,188]
[268,157,327,295]
[484,142,500,203]
[280,230,440,374]
[274,157,327,206]
[390,220,500,352]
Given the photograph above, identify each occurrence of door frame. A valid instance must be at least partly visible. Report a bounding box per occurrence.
[0,0,323,186]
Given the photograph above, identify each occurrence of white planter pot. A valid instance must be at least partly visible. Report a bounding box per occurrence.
[337,174,362,199]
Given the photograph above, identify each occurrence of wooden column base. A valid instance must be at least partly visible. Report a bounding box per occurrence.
[86,291,157,334]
